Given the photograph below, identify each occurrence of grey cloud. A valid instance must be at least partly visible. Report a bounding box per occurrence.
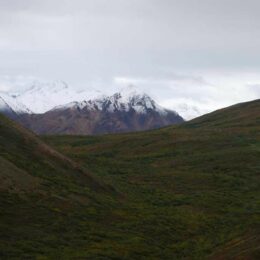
[0,0,259,111]
[247,84,260,96]
[1,0,260,51]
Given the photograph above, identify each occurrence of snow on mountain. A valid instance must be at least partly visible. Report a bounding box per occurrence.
[6,79,202,120]
[19,84,184,135]
[0,92,31,115]
[52,85,178,116]
[15,80,103,114]
[105,86,171,115]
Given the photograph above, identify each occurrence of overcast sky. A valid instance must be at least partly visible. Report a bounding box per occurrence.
[0,0,259,113]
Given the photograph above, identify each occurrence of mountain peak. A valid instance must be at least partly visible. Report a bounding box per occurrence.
[51,85,176,117]
[107,86,170,115]
[18,88,184,135]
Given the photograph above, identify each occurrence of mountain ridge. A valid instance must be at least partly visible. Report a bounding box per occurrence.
[0,82,185,135]
[2,79,207,120]
[18,89,184,135]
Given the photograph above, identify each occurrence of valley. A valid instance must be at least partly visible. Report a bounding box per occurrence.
[1,1,260,259]
[1,99,258,258]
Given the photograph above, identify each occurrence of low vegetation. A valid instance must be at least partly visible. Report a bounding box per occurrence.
[0,100,259,259]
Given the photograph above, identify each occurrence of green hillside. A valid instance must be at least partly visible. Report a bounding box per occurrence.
[45,99,260,259]
[185,99,260,128]
[0,99,259,259]
[0,114,119,258]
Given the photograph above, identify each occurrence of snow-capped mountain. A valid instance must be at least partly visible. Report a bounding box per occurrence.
[0,92,31,118]
[10,80,206,120]
[53,85,174,116]
[15,80,104,114]
[0,80,189,135]
[17,86,184,135]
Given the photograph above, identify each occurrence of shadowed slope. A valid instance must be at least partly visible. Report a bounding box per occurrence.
[0,113,110,193]
[0,113,120,258]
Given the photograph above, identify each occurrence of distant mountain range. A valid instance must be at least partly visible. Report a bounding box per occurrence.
[13,80,104,114]
[0,81,184,135]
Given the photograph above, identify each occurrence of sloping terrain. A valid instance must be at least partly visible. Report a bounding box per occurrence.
[0,113,108,193]
[185,99,260,128]
[44,99,260,259]
[0,113,119,258]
